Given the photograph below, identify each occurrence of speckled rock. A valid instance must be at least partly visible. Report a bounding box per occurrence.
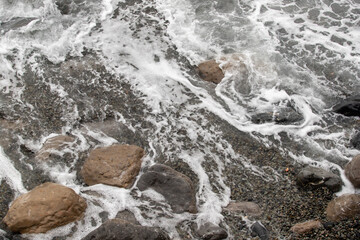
[344,155,360,188]
[197,60,224,84]
[326,194,360,222]
[137,164,197,213]
[36,135,75,161]
[3,182,86,233]
[290,220,322,234]
[81,219,169,240]
[81,144,144,188]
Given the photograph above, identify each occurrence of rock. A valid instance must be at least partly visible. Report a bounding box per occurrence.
[0,181,14,222]
[326,194,360,222]
[250,222,269,240]
[197,222,228,240]
[223,201,262,217]
[333,95,360,117]
[3,182,87,233]
[350,132,360,150]
[197,60,224,84]
[251,107,303,125]
[81,219,169,240]
[344,155,360,188]
[137,164,197,213]
[115,210,139,225]
[296,166,342,192]
[290,220,322,234]
[36,135,75,161]
[81,144,144,188]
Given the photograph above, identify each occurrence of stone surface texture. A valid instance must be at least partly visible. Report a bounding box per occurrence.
[326,194,360,222]
[290,220,322,234]
[198,60,224,84]
[344,155,360,188]
[223,201,262,217]
[197,222,228,240]
[81,219,169,240]
[81,144,144,188]
[137,164,197,213]
[36,135,75,161]
[3,182,87,233]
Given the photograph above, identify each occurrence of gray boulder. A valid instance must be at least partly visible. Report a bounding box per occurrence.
[344,155,360,188]
[82,219,169,240]
[296,166,342,192]
[197,222,228,240]
[137,164,197,213]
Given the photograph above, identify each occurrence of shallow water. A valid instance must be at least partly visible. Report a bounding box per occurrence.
[0,0,359,239]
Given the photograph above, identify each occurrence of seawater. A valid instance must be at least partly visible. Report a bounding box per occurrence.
[0,0,359,239]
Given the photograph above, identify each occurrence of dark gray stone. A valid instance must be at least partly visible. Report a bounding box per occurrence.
[251,222,269,240]
[251,107,303,125]
[350,132,360,150]
[197,222,228,240]
[296,166,342,192]
[115,210,139,225]
[333,95,360,117]
[81,219,169,240]
[137,164,197,214]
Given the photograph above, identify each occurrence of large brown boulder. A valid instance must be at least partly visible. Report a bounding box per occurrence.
[326,194,360,222]
[137,164,197,213]
[345,155,360,188]
[81,144,144,188]
[3,182,87,233]
[198,60,224,84]
[82,219,169,240]
[290,220,322,234]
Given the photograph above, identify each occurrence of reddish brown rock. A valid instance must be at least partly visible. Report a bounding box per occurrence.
[345,155,360,188]
[3,182,87,233]
[81,144,144,188]
[290,220,322,234]
[198,60,224,84]
[326,194,360,222]
[36,135,75,161]
[223,201,262,217]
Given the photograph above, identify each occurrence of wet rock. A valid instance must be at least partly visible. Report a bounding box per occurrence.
[81,144,144,188]
[223,201,262,217]
[296,166,342,192]
[115,210,139,225]
[326,194,360,222]
[197,222,228,240]
[332,95,360,117]
[137,164,197,213]
[290,220,322,234]
[250,222,269,240]
[344,155,360,188]
[251,107,303,125]
[0,17,37,34]
[197,60,224,84]
[3,182,87,233]
[36,135,75,161]
[81,219,170,240]
[350,132,360,150]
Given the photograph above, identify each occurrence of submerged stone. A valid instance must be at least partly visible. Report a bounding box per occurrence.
[290,220,322,234]
[81,219,169,240]
[197,222,228,240]
[197,60,224,84]
[223,201,262,217]
[344,155,360,188]
[296,166,342,192]
[250,222,269,240]
[137,164,197,213]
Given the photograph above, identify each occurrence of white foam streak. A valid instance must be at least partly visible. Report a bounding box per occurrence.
[0,146,26,194]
